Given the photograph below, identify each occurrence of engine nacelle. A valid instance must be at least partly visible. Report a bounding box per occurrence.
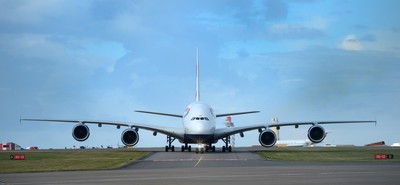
[72,124,90,142]
[307,125,326,143]
[259,129,277,147]
[121,128,139,146]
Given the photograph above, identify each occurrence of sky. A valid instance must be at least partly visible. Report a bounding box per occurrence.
[1,0,399,149]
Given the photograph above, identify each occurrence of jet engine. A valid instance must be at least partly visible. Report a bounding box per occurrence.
[259,129,277,147]
[72,124,90,141]
[121,128,139,146]
[307,125,326,143]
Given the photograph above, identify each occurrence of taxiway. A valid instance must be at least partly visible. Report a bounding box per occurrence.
[1,149,400,185]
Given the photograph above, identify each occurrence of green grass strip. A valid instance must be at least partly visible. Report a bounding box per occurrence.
[0,149,149,173]
[257,147,400,162]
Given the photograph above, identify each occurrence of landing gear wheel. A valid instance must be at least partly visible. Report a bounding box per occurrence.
[222,146,226,152]
[228,146,232,152]
[195,147,199,154]
[205,146,209,152]
[212,146,216,152]
[181,145,184,152]
[165,135,176,152]
[188,145,192,152]
[201,147,204,154]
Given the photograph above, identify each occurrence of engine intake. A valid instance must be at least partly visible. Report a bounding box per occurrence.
[307,125,326,143]
[259,129,277,147]
[72,124,90,141]
[121,128,139,146]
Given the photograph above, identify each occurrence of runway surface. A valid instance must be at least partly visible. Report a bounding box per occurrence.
[1,150,400,185]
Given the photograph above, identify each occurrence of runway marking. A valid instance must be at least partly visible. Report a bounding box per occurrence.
[151,158,253,162]
[194,154,204,167]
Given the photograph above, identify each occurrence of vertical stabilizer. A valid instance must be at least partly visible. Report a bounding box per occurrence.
[196,48,200,102]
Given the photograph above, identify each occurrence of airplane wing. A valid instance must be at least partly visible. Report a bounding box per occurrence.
[214,124,267,140]
[20,118,185,140]
[268,120,377,127]
[214,120,376,140]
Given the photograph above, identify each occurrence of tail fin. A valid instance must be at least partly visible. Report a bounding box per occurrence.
[195,48,200,102]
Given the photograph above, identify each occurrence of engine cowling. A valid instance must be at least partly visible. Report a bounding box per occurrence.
[307,125,326,143]
[259,129,277,147]
[72,124,90,141]
[121,128,139,146]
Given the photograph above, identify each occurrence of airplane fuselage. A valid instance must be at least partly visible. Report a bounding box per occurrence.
[182,102,216,144]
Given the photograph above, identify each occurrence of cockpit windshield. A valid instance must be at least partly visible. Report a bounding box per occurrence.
[191,117,209,121]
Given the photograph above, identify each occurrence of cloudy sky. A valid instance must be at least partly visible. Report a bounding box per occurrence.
[1,0,399,149]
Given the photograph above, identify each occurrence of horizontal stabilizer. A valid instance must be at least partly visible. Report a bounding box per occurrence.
[134,110,182,118]
[216,111,260,117]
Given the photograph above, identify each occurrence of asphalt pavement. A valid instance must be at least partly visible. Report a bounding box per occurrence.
[1,149,400,185]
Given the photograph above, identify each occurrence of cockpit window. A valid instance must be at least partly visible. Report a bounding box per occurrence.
[191,117,209,121]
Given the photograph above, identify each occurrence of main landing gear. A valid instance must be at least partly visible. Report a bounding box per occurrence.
[181,143,192,152]
[221,136,233,152]
[164,135,221,153]
[205,144,216,153]
[165,135,176,152]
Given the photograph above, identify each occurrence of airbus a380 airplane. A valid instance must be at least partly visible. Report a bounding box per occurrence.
[21,49,376,153]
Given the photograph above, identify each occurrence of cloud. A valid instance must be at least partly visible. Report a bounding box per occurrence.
[267,24,325,40]
[1,0,399,148]
[0,0,68,24]
[340,34,362,51]
[0,33,66,60]
[359,34,376,42]
[263,0,288,20]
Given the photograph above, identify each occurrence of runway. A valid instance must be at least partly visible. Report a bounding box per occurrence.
[125,149,265,169]
[1,150,400,185]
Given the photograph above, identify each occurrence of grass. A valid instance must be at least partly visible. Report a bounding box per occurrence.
[257,147,400,162]
[0,149,149,173]
[2,147,399,173]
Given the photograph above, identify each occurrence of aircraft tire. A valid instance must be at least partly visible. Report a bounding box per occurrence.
[222,146,226,152]
[165,146,169,152]
[181,145,185,152]
[212,146,216,152]
[228,146,232,152]
[188,145,192,152]
[171,146,175,152]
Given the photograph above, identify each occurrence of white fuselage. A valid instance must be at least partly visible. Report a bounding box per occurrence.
[183,102,216,137]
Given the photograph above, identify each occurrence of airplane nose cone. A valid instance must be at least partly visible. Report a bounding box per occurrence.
[187,122,213,134]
